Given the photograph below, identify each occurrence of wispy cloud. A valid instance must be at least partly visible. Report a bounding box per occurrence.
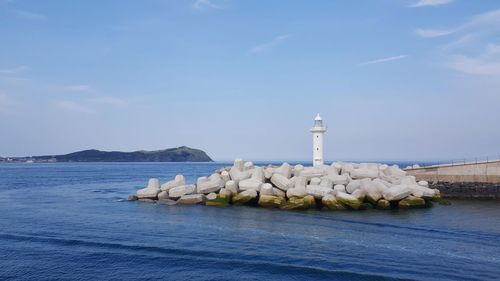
[54,96,128,115]
[60,84,93,92]
[2,0,47,20]
[415,8,500,38]
[0,65,29,75]
[54,100,95,114]
[250,35,290,54]
[415,28,457,38]
[12,9,46,20]
[57,83,127,110]
[415,8,500,77]
[409,0,453,8]
[192,0,221,10]
[441,33,480,50]
[447,44,500,76]
[88,96,128,106]
[358,55,408,66]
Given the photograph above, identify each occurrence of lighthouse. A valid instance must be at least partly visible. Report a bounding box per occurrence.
[310,113,327,166]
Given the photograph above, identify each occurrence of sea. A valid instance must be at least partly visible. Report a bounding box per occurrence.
[0,162,499,281]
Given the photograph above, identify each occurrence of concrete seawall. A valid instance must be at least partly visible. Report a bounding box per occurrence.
[406,160,500,184]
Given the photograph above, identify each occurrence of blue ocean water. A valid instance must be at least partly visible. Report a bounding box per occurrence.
[1,163,499,281]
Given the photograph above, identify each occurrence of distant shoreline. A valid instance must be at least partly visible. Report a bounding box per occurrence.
[0,161,218,164]
[0,146,213,163]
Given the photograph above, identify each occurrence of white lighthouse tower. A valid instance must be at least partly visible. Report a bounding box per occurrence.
[310,113,327,166]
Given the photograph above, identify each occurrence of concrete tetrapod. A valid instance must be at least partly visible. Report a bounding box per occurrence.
[136,178,161,199]
[322,194,346,210]
[232,189,258,205]
[178,194,206,205]
[161,175,185,192]
[258,195,286,208]
[280,195,316,210]
[169,184,196,198]
[336,192,362,210]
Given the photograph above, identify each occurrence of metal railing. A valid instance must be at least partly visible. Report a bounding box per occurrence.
[429,155,500,168]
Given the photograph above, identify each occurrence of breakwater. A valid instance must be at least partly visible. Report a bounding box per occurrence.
[129,159,442,210]
[407,160,500,183]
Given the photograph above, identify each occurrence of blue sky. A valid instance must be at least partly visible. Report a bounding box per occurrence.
[1,0,499,161]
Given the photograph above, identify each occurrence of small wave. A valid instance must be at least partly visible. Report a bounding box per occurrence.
[0,232,413,281]
[283,212,500,245]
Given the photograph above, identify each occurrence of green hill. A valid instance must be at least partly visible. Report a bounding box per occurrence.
[17,146,213,162]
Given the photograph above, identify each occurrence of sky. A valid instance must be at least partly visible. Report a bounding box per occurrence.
[1,0,499,162]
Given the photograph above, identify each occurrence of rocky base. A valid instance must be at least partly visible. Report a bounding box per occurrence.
[430,182,500,199]
[129,159,447,211]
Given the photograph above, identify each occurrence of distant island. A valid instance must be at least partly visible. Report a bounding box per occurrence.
[0,146,213,163]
